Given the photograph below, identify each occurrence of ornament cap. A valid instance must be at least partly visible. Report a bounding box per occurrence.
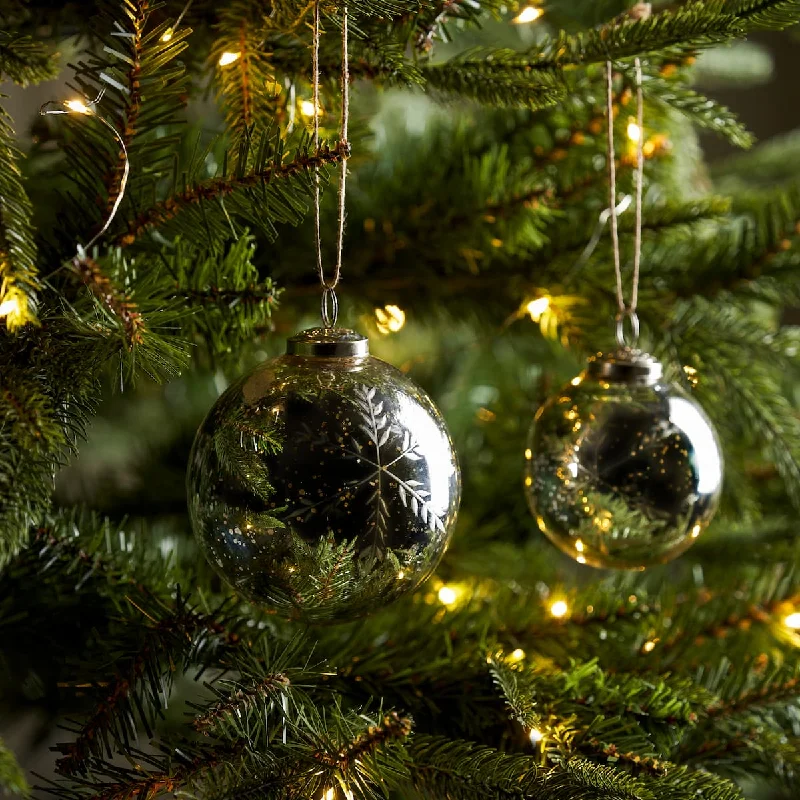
[586,348,663,385]
[287,327,369,357]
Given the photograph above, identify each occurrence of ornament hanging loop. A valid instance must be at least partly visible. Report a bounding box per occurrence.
[321,286,339,328]
[615,308,640,349]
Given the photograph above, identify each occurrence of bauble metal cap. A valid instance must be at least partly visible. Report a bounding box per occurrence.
[286,327,369,358]
[585,348,663,385]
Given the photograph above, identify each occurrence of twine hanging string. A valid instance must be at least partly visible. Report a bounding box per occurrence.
[311,0,350,328]
[605,57,645,349]
[40,90,130,258]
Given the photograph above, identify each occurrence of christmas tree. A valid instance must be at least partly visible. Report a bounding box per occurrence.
[3,0,800,798]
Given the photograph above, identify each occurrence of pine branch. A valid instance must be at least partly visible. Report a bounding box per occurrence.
[212,2,281,136]
[730,0,800,29]
[72,253,145,349]
[0,103,39,329]
[0,32,58,85]
[420,51,564,109]
[638,72,754,149]
[194,673,291,734]
[312,711,412,769]
[528,2,743,69]
[116,139,348,246]
[54,592,242,774]
[0,739,28,798]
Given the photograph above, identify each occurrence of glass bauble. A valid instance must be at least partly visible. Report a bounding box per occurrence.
[187,328,460,622]
[524,349,723,569]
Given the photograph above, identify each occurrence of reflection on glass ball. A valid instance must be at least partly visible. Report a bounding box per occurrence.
[524,350,723,569]
[187,328,460,623]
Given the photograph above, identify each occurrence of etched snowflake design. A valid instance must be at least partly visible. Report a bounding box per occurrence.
[287,384,447,562]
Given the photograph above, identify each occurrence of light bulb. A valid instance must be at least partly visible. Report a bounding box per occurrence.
[526,296,550,322]
[627,120,642,142]
[218,51,241,66]
[784,612,800,629]
[550,600,568,618]
[438,585,458,606]
[65,99,91,114]
[375,304,406,334]
[529,727,544,743]
[512,6,543,23]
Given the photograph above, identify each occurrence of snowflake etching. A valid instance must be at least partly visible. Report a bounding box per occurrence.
[286,384,447,562]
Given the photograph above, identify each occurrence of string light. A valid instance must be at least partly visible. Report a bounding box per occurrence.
[691,524,702,538]
[322,789,335,800]
[0,297,20,318]
[627,119,642,142]
[161,28,174,42]
[524,448,532,460]
[509,648,526,663]
[512,5,543,23]
[218,51,241,66]
[65,99,92,114]
[301,99,322,118]
[375,304,406,334]
[438,585,458,606]
[526,296,550,322]
[642,639,657,653]
[550,599,569,618]
[397,569,405,580]
[40,91,129,256]
[784,612,800,630]
[529,727,544,743]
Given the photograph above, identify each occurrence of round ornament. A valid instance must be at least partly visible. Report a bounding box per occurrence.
[524,348,723,569]
[187,327,460,622]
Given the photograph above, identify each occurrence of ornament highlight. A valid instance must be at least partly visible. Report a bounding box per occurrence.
[525,348,723,569]
[187,327,460,622]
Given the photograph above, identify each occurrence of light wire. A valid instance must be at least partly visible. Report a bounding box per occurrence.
[40,90,129,257]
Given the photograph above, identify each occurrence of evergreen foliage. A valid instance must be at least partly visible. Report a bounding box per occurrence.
[1,0,800,798]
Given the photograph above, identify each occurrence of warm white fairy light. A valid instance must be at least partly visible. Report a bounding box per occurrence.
[526,296,550,322]
[218,51,241,66]
[550,599,569,618]
[642,640,657,653]
[529,727,544,743]
[375,304,406,334]
[301,99,323,118]
[512,5,543,23]
[0,297,20,318]
[627,120,642,142]
[161,27,174,42]
[438,585,458,606]
[509,648,526,663]
[784,612,800,630]
[322,789,335,800]
[65,99,92,114]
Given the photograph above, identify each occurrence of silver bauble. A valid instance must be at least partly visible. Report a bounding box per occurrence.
[187,327,460,622]
[524,349,723,569]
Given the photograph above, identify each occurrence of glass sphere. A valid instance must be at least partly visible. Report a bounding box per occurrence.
[187,328,460,622]
[524,350,723,569]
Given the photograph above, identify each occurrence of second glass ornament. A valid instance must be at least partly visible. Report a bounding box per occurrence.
[524,348,723,569]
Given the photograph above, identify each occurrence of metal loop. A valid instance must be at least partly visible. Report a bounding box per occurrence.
[321,286,339,328]
[615,308,640,349]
